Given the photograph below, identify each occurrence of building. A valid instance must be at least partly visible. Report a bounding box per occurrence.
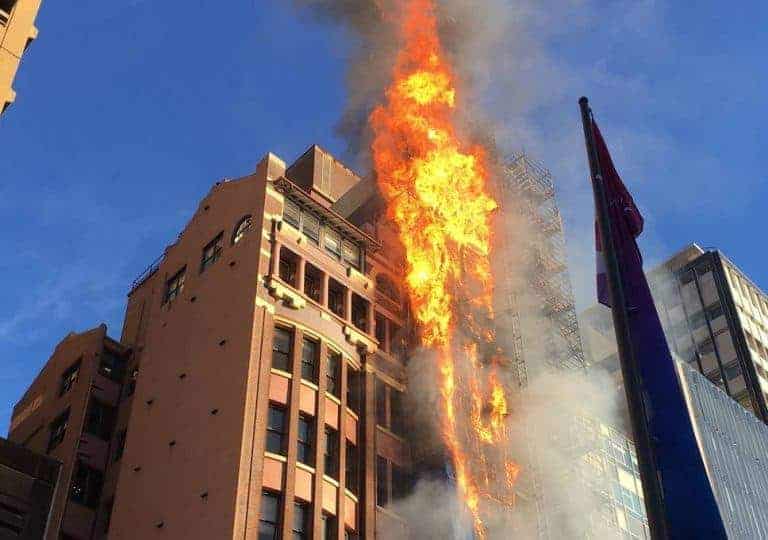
[0,0,41,115]
[7,325,132,540]
[6,144,411,539]
[0,436,61,539]
[676,360,768,538]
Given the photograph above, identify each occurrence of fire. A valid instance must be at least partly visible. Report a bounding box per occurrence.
[370,0,520,536]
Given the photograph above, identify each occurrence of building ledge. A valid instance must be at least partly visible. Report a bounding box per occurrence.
[266,276,306,309]
[347,266,372,291]
[343,324,377,354]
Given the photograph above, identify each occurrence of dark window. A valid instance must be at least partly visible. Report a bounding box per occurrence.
[689,310,707,329]
[375,379,387,428]
[0,1,17,14]
[376,455,389,507]
[301,338,319,382]
[200,232,224,273]
[347,368,360,414]
[324,230,341,259]
[303,213,320,245]
[351,294,369,333]
[304,264,322,303]
[321,513,337,540]
[292,502,310,540]
[723,362,741,380]
[163,267,186,304]
[345,529,360,540]
[284,200,301,229]
[114,429,127,462]
[279,248,299,287]
[266,404,287,455]
[389,322,402,356]
[98,351,125,382]
[326,351,340,397]
[376,275,400,304]
[392,463,413,500]
[328,279,345,318]
[259,491,281,540]
[85,399,115,440]
[232,215,252,245]
[375,313,386,349]
[272,327,293,372]
[706,302,724,320]
[60,358,81,396]
[390,388,405,437]
[48,408,70,452]
[297,415,314,466]
[124,368,138,398]
[70,461,103,509]
[324,427,339,479]
[103,498,114,533]
[342,241,361,269]
[346,444,359,495]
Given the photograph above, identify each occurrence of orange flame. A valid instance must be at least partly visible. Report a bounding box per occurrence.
[370,0,519,536]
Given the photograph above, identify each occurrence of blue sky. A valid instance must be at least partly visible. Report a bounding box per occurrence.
[1,0,766,435]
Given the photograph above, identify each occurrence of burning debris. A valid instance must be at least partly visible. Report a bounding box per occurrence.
[369,0,521,536]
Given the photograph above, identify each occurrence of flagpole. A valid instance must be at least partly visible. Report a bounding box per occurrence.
[578,97,669,539]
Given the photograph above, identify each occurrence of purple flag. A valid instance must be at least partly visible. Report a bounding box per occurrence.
[593,122,644,307]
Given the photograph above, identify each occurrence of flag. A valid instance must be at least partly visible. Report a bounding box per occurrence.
[587,113,728,539]
[593,121,644,307]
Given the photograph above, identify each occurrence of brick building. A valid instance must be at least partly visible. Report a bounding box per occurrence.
[8,145,412,539]
[0,0,41,116]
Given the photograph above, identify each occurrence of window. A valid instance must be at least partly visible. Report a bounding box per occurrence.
[304,264,322,303]
[284,200,301,229]
[200,232,223,273]
[392,463,413,500]
[375,313,386,348]
[328,279,345,318]
[266,404,287,455]
[324,427,339,479]
[303,213,320,245]
[98,351,125,382]
[114,429,127,462]
[347,367,360,414]
[376,455,389,506]
[376,379,387,427]
[321,514,337,540]
[163,267,186,304]
[124,368,138,398]
[48,408,70,451]
[342,241,360,269]
[301,338,319,382]
[70,461,103,508]
[346,444,359,495]
[723,362,741,381]
[389,322,403,356]
[297,415,314,466]
[390,388,405,437]
[345,528,360,540]
[85,399,116,440]
[292,502,310,540]
[232,215,253,245]
[326,351,340,397]
[259,491,281,540]
[351,294,369,333]
[376,274,400,304]
[60,358,81,396]
[279,248,299,287]
[324,230,341,259]
[0,1,16,24]
[272,327,293,372]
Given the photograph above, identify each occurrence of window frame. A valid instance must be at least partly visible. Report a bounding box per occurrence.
[272,327,293,372]
[200,232,224,273]
[326,350,340,397]
[85,398,116,441]
[70,460,104,509]
[376,455,389,507]
[297,414,315,467]
[324,427,339,479]
[60,358,82,396]
[300,338,319,383]
[48,408,70,452]
[266,403,287,455]
[163,266,186,305]
[292,501,310,540]
[259,491,282,540]
[232,215,253,245]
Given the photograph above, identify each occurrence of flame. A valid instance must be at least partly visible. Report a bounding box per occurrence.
[370,0,520,536]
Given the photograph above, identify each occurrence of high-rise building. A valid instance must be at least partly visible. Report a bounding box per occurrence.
[0,0,41,116]
[7,324,131,540]
[0,436,61,538]
[583,243,768,423]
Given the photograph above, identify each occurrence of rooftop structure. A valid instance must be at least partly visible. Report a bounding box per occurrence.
[0,0,40,115]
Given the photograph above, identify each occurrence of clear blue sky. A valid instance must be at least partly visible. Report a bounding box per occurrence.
[2,1,766,435]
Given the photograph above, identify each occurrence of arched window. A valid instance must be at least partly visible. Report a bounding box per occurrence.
[232,215,252,245]
[376,274,400,304]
